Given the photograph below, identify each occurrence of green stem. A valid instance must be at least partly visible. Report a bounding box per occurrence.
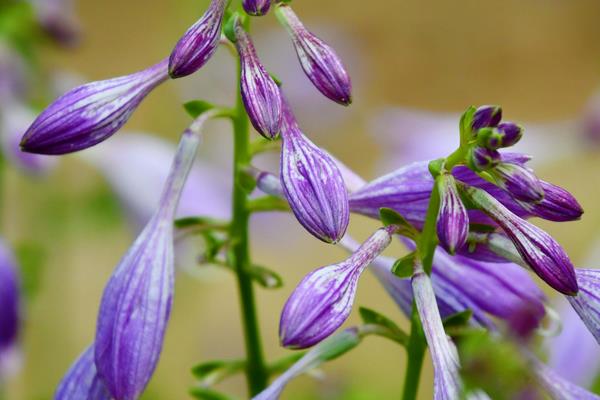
[401,301,427,400]
[230,61,268,395]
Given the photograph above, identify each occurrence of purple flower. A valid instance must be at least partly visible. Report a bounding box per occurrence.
[567,269,600,345]
[437,174,469,254]
[516,181,583,222]
[95,114,212,399]
[489,162,544,203]
[279,226,395,349]
[20,59,169,155]
[496,122,523,148]
[0,240,21,379]
[463,185,578,295]
[532,357,600,400]
[30,0,81,46]
[243,0,271,16]
[279,98,349,243]
[234,18,283,139]
[168,0,227,78]
[466,146,500,172]
[55,345,111,400]
[472,105,502,131]
[275,4,352,105]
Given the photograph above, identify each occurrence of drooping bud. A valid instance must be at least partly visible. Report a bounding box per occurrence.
[280,226,395,349]
[518,181,583,222]
[280,97,349,243]
[254,328,361,400]
[95,113,214,399]
[20,59,169,155]
[55,345,111,400]
[275,4,352,105]
[489,162,545,203]
[243,0,271,16]
[0,240,21,379]
[436,174,469,254]
[472,105,502,131]
[466,146,500,172]
[463,185,578,295]
[567,269,600,345]
[168,0,227,78]
[233,18,283,139]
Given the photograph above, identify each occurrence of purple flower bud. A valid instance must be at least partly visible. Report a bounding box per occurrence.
[280,226,395,349]
[0,240,20,378]
[280,98,349,243]
[490,162,545,203]
[463,185,578,295]
[234,19,283,139]
[496,122,523,148]
[467,146,501,172]
[95,114,212,399]
[518,181,583,222]
[275,4,352,105]
[168,0,227,78]
[567,269,600,345]
[472,105,502,131]
[532,357,600,400]
[31,0,81,47]
[20,59,169,155]
[437,174,469,254]
[243,0,271,16]
[55,346,111,400]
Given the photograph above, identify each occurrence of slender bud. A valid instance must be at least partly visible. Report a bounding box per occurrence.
[20,59,169,155]
[280,226,395,349]
[436,174,469,254]
[168,0,227,78]
[489,162,545,203]
[55,345,111,400]
[234,18,282,139]
[496,122,523,148]
[463,185,578,295]
[472,105,502,131]
[466,146,500,172]
[275,4,352,105]
[243,0,271,16]
[567,269,600,345]
[518,181,583,222]
[280,97,349,243]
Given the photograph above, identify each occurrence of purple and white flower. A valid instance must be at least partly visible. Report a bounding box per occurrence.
[436,174,469,254]
[243,0,271,16]
[489,162,544,203]
[567,268,600,345]
[55,346,111,400]
[532,357,600,400]
[472,105,502,131]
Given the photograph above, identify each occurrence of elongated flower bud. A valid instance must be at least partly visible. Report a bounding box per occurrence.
[490,162,544,203]
[234,18,282,139]
[95,113,213,399]
[463,185,578,295]
[567,269,600,345]
[472,105,502,131]
[467,146,500,172]
[55,345,111,400]
[275,4,352,105]
[280,99,349,243]
[518,181,583,222]
[496,122,523,148]
[254,328,361,400]
[20,59,168,155]
[437,174,469,254]
[280,226,395,349]
[243,0,271,16]
[0,240,21,379]
[168,0,227,78]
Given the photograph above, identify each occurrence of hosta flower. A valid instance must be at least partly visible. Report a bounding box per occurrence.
[489,162,544,203]
[95,114,212,399]
[275,4,352,105]
[168,0,227,78]
[463,185,578,295]
[55,346,110,400]
[472,105,502,131]
[20,59,169,155]
[234,18,282,139]
[280,226,396,349]
[280,98,349,243]
[29,0,80,46]
[567,269,600,345]
[243,0,271,16]
[0,240,21,379]
[516,181,583,222]
[436,174,469,254]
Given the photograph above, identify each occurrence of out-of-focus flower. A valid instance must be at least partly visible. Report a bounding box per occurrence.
[279,97,349,243]
[436,174,468,254]
[234,18,282,139]
[0,240,21,380]
[95,114,212,399]
[489,162,544,203]
[243,0,271,16]
[275,4,352,105]
[279,226,395,349]
[168,0,227,78]
[55,346,110,400]
[0,43,28,103]
[29,0,81,46]
[532,357,600,400]
[20,59,169,155]
[567,268,600,345]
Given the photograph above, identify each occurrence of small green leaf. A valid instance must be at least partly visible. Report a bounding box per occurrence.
[189,387,236,400]
[378,208,418,238]
[191,359,245,388]
[359,307,409,346]
[459,106,477,144]
[175,216,228,230]
[236,170,257,194]
[391,252,416,278]
[443,310,472,331]
[184,100,215,119]
[428,158,445,177]
[248,265,283,289]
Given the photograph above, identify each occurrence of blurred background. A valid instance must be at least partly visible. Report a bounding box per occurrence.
[3,0,600,398]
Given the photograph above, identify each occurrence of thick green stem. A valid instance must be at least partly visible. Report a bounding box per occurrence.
[230,62,268,395]
[401,301,427,400]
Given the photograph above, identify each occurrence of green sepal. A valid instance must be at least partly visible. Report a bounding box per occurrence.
[236,170,257,193]
[223,12,241,43]
[428,158,445,177]
[378,208,418,239]
[359,307,409,347]
[247,195,290,213]
[459,106,477,144]
[391,252,416,279]
[189,387,237,400]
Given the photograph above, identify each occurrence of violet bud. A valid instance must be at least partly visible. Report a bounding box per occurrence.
[518,181,583,222]
[567,269,600,345]
[463,185,578,295]
[496,122,523,148]
[243,0,271,16]
[20,59,169,155]
[280,226,395,349]
[436,174,469,254]
[95,113,214,399]
[168,0,227,78]
[0,240,21,379]
[489,162,545,203]
[55,346,111,400]
[532,357,600,400]
[466,146,500,172]
[234,18,283,139]
[472,105,502,131]
[275,4,352,105]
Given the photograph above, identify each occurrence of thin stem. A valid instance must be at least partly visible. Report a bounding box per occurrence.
[230,57,269,394]
[401,301,427,400]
